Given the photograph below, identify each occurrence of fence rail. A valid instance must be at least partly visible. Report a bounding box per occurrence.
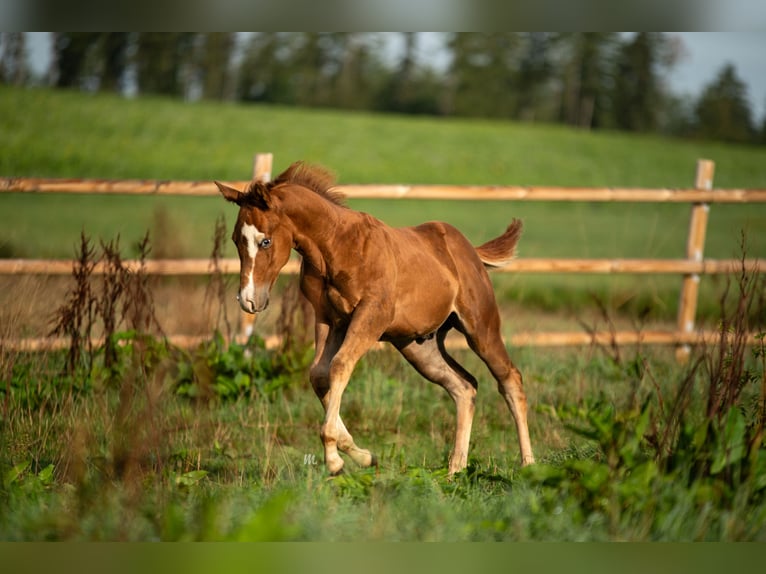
[4,177,766,204]
[2,154,764,358]
[6,329,761,354]
[1,257,763,277]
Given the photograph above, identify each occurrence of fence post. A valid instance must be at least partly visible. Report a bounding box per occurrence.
[675,159,715,363]
[237,153,274,343]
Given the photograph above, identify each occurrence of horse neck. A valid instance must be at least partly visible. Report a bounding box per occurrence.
[278,186,349,270]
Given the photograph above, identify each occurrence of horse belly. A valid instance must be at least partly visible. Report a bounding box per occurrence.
[384,279,455,340]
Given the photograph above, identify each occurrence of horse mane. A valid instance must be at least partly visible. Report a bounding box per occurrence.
[270,161,347,206]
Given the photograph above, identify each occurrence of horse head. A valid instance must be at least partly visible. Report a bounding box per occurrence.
[215,179,293,313]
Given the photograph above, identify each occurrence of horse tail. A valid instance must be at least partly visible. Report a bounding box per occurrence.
[475,219,523,269]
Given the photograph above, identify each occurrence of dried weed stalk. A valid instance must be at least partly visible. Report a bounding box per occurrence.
[49,232,98,375]
[203,214,233,340]
[276,277,313,356]
[49,231,163,379]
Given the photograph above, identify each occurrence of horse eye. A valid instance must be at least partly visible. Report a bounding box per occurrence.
[260,238,272,249]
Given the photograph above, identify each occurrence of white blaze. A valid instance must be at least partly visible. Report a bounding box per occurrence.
[241,223,264,259]
[240,223,264,310]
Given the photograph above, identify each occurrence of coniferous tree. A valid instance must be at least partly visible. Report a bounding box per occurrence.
[760,98,766,144]
[52,33,100,88]
[199,33,235,101]
[446,32,521,118]
[611,33,669,132]
[99,33,129,93]
[377,33,444,115]
[0,33,28,85]
[382,32,417,113]
[331,33,376,109]
[515,32,556,122]
[694,63,756,144]
[238,32,295,103]
[135,33,194,97]
[557,33,619,129]
[290,32,329,107]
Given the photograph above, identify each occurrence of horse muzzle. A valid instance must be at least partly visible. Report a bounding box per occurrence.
[237,286,270,314]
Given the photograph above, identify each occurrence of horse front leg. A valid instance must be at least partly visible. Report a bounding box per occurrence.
[310,320,376,473]
[318,307,384,475]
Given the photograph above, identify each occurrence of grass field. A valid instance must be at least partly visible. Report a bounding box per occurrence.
[1,86,766,541]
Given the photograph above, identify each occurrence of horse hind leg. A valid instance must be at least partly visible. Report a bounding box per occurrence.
[456,312,535,467]
[494,357,535,466]
[396,333,478,474]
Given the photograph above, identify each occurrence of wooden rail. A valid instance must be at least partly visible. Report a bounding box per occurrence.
[0,330,758,352]
[3,178,766,204]
[4,329,762,353]
[1,154,764,356]
[1,257,763,276]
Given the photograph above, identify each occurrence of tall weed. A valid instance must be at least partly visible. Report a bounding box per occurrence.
[526,241,766,539]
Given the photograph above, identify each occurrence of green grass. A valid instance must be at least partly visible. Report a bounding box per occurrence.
[3,86,765,186]
[2,336,765,541]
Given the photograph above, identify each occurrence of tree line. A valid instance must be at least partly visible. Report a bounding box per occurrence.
[1,32,763,145]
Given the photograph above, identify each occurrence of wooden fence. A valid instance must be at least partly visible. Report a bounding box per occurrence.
[2,154,765,358]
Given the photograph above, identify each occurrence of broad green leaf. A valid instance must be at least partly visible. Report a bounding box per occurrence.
[568,459,610,494]
[37,463,55,486]
[175,469,208,486]
[753,450,766,492]
[711,408,747,474]
[3,461,30,488]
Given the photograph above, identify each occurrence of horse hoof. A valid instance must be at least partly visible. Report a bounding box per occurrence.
[327,458,345,476]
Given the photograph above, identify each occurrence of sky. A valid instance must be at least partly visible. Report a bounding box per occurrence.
[23,32,766,122]
[668,32,766,121]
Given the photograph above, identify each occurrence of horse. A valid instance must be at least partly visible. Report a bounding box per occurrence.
[215,162,534,475]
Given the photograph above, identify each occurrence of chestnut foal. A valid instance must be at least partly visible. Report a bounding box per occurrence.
[216,162,534,475]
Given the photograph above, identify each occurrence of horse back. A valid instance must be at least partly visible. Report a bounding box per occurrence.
[392,221,486,277]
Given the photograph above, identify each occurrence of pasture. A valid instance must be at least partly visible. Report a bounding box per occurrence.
[1,86,765,541]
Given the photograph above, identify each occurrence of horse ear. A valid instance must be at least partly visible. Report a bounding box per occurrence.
[214,181,243,204]
[243,181,273,210]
